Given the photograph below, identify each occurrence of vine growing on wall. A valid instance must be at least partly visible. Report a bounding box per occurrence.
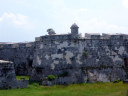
[83,49,88,58]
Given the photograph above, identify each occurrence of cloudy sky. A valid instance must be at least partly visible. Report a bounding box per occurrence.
[0,0,128,42]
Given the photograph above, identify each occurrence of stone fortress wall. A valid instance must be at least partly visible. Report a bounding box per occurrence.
[0,42,34,76]
[31,24,128,85]
[0,60,28,89]
[0,23,128,85]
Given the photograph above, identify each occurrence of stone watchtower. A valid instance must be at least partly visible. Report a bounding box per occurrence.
[70,23,79,38]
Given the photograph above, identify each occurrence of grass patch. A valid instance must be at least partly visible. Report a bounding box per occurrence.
[16,76,30,80]
[0,82,127,96]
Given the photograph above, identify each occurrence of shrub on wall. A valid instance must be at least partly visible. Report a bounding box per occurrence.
[48,75,55,81]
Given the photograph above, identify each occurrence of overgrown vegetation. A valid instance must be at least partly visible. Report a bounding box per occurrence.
[16,76,30,80]
[47,72,69,81]
[0,82,127,96]
[47,75,55,81]
[113,79,121,83]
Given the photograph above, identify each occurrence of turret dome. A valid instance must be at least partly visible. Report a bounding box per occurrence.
[71,23,79,28]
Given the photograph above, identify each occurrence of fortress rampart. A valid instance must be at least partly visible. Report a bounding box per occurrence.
[0,23,128,85]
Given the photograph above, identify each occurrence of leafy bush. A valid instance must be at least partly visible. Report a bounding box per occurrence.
[113,79,120,83]
[48,75,55,81]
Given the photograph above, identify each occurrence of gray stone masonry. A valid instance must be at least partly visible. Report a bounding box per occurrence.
[30,24,128,85]
[0,60,28,89]
[0,42,34,75]
[0,23,128,86]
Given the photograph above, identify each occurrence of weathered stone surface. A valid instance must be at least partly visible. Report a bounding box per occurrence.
[0,42,34,75]
[30,24,128,85]
[0,60,28,89]
[0,24,128,85]
[0,60,16,83]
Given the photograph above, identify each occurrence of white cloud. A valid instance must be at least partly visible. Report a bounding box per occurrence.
[78,18,128,36]
[44,0,128,36]
[79,8,88,12]
[123,0,128,8]
[49,0,64,7]
[0,12,34,30]
[44,0,128,35]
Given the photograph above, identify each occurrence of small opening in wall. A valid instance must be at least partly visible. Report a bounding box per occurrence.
[27,58,33,68]
[124,58,128,69]
[29,60,33,67]
[36,68,42,73]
